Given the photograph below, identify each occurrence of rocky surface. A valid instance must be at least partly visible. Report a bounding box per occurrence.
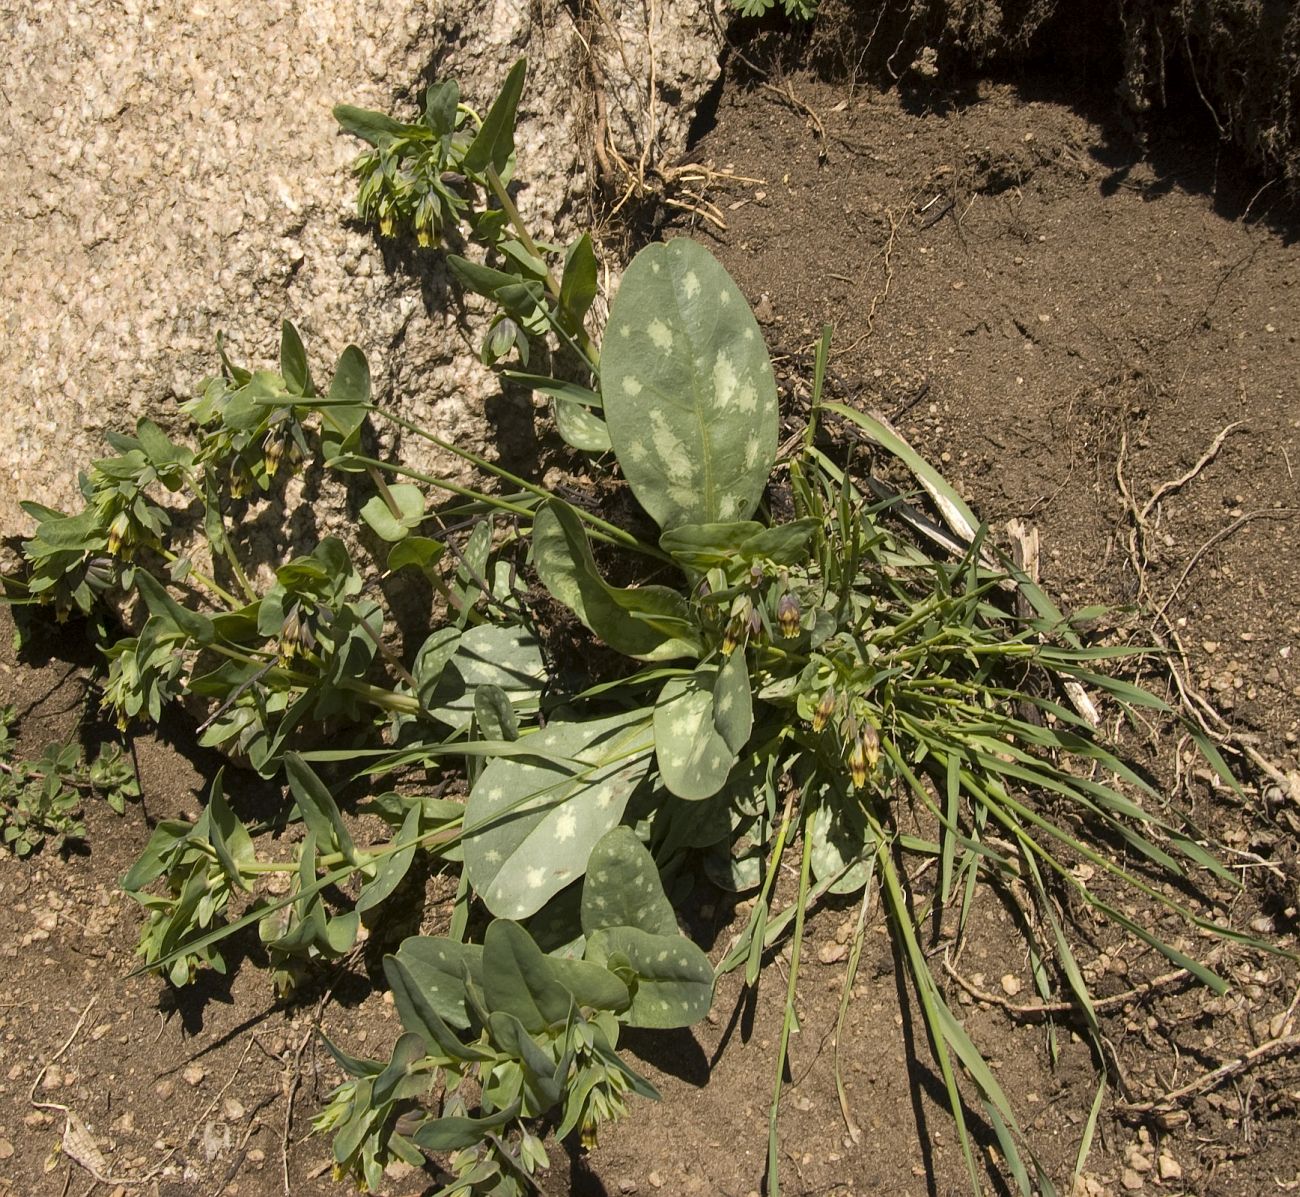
[0,0,722,535]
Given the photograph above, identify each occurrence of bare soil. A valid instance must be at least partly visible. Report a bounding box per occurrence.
[2,62,1300,1197]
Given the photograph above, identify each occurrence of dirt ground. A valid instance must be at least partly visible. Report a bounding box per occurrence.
[2,58,1299,1197]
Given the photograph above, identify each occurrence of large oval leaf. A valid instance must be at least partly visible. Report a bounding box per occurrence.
[463,710,655,918]
[652,656,751,802]
[600,239,777,530]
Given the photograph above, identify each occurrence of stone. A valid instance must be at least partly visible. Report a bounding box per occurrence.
[1158,1152,1182,1181]
[818,941,849,965]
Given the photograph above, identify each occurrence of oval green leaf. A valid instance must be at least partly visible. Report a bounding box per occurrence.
[600,239,777,530]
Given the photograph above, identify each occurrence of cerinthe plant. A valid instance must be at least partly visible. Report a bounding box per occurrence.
[3,54,1280,1197]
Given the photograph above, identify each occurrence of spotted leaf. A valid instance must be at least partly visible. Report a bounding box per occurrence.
[652,659,751,801]
[600,239,778,530]
[463,709,655,919]
[581,827,678,938]
[583,926,713,1029]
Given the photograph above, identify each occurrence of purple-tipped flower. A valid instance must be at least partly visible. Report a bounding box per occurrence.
[860,719,881,771]
[846,718,880,788]
[749,561,765,588]
[723,596,755,655]
[776,590,801,638]
[264,429,285,477]
[812,686,836,733]
[845,714,868,787]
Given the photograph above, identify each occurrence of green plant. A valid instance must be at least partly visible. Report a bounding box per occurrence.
[3,53,1279,1197]
[313,829,709,1193]
[0,706,138,856]
[730,0,820,20]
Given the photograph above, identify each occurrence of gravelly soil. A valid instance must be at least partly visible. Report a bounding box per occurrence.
[2,62,1299,1197]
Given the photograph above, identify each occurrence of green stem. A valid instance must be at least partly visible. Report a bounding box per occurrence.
[159,550,241,610]
[864,806,985,1194]
[202,642,420,716]
[483,165,598,364]
[766,819,814,1197]
[802,324,833,455]
[485,166,560,301]
[358,429,668,562]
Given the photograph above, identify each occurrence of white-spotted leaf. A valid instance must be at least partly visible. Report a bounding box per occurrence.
[653,665,745,801]
[600,239,777,530]
[463,710,655,918]
[428,624,545,729]
[584,926,713,1029]
[581,827,678,937]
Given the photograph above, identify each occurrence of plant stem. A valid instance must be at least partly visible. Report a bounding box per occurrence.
[358,430,668,562]
[485,167,558,298]
[483,165,597,364]
[159,550,241,610]
[767,818,814,1197]
[802,324,833,455]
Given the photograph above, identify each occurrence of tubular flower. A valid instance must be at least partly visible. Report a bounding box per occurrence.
[106,511,132,557]
[812,685,836,733]
[263,429,285,477]
[776,590,801,638]
[846,731,869,788]
[845,717,880,787]
[859,719,881,773]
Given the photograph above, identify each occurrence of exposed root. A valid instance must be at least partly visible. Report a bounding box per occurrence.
[943,958,1194,1024]
[1116,1030,1300,1119]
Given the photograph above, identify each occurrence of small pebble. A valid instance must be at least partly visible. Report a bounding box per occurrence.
[1000,974,1023,996]
[1158,1152,1182,1181]
[818,942,849,965]
[1121,1167,1144,1191]
[183,1064,206,1087]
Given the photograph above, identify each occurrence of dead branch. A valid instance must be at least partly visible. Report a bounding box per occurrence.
[1115,1030,1300,1118]
[944,958,1193,1023]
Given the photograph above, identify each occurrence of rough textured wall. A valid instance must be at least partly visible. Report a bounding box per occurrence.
[0,0,723,533]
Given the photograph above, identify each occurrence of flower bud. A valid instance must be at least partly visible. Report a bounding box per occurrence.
[264,430,284,477]
[859,719,881,771]
[279,605,302,665]
[749,561,765,588]
[106,511,131,557]
[228,459,250,500]
[812,686,836,733]
[776,591,801,638]
[721,617,741,656]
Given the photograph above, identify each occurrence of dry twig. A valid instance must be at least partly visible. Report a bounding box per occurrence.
[943,958,1193,1023]
[1116,1030,1300,1118]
